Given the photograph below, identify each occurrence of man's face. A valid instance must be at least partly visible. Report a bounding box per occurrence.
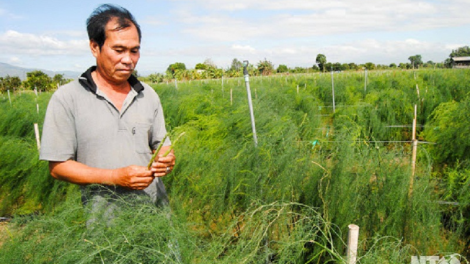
[90,18,140,85]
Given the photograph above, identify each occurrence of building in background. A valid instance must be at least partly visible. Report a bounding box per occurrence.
[451,57,470,69]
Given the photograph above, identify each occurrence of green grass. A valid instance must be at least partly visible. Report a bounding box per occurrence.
[1,69,470,262]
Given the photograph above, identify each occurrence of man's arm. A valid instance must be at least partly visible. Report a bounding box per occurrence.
[49,160,155,190]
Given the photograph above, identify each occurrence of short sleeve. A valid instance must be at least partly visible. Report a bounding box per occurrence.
[39,91,77,161]
[145,85,170,150]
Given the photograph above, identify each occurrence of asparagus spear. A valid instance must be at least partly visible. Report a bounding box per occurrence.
[147,133,168,169]
[147,132,186,169]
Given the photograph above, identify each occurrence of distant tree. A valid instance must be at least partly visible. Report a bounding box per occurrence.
[376,64,389,70]
[203,58,217,69]
[405,63,412,69]
[444,58,453,68]
[51,74,71,88]
[230,58,243,72]
[147,73,164,83]
[364,62,375,70]
[205,67,223,79]
[174,68,191,81]
[348,63,359,71]
[291,67,306,73]
[312,65,319,71]
[341,63,350,71]
[449,46,470,57]
[324,62,333,72]
[316,54,327,72]
[332,62,341,71]
[23,70,52,91]
[167,62,186,75]
[408,55,423,68]
[277,64,288,73]
[226,68,242,78]
[0,75,22,93]
[195,63,207,70]
[52,74,64,84]
[10,76,21,89]
[257,58,274,76]
[246,63,258,76]
[423,61,435,68]
[389,63,397,68]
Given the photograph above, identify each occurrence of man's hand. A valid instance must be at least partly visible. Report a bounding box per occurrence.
[150,145,176,177]
[114,165,155,190]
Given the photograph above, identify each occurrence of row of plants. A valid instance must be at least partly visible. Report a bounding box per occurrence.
[0,68,469,263]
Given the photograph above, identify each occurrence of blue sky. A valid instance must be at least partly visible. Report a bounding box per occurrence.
[0,0,469,75]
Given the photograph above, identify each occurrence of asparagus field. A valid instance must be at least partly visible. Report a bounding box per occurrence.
[1,69,469,263]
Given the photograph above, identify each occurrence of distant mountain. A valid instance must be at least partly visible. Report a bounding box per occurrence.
[0,62,81,81]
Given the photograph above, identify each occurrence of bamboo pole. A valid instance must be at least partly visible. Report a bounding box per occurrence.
[331,70,336,113]
[8,90,11,106]
[410,104,418,197]
[34,87,39,114]
[364,69,367,92]
[34,123,41,151]
[243,61,258,147]
[347,224,360,264]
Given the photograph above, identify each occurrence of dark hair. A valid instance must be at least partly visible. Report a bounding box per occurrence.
[86,4,141,48]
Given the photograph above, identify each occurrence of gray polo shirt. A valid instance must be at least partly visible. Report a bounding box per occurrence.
[40,66,170,205]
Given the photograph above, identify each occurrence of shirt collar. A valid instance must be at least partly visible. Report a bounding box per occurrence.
[78,66,144,94]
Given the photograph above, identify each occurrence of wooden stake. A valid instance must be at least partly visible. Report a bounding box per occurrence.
[331,71,336,113]
[410,105,418,197]
[34,123,41,151]
[364,69,367,92]
[347,224,359,264]
[8,90,11,106]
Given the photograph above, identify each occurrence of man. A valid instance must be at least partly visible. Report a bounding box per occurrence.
[40,4,175,210]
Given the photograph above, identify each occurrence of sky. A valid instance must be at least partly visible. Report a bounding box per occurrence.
[0,0,469,76]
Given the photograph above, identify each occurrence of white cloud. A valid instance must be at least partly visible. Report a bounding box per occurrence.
[174,0,470,41]
[232,44,256,53]
[0,30,88,56]
[8,56,21,64]
[321,38,453,64]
